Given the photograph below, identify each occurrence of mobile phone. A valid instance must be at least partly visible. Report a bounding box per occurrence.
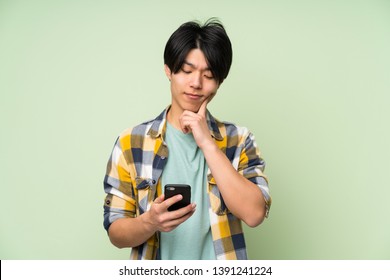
[164,184,191,211]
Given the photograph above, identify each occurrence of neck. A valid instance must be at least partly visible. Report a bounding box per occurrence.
[166,106,183,130]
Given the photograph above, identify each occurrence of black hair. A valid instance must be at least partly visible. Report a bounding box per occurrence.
[164,18,233,84]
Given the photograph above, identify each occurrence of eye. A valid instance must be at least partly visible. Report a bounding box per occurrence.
[203,70,214,79]
[181,68,191,74]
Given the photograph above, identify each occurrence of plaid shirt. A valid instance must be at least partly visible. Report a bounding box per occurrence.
[103,107,271,260]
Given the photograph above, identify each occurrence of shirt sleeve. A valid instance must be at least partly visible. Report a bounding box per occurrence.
[103,135,137,232]
[238,131,272,217]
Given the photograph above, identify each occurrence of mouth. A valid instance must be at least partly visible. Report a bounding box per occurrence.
[184,93,203,100]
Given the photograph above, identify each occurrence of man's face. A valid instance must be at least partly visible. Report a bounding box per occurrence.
[165,48,220,114]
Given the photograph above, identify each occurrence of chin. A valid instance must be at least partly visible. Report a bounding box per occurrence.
[183,104,201,112]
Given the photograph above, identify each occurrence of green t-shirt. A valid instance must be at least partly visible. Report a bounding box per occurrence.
[160,122,215,260]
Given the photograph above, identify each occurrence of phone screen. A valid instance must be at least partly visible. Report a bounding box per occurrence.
[164,184,191,211]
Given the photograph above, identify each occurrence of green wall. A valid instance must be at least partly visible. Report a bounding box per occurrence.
[1,0,389,259]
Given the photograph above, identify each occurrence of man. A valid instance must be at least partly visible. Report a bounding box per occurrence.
[103,19,271,260]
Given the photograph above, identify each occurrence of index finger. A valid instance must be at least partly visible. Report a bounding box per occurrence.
[198,93,215,116]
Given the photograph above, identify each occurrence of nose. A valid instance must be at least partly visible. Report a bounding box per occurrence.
[190,72,202,89]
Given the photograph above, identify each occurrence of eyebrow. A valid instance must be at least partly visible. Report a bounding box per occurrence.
[183,60,211,71]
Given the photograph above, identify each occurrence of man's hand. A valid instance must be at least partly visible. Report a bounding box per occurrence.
[142,194,196,232]
[179,94,216,150]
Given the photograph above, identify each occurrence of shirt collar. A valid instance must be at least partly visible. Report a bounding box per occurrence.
[147,106,223,141]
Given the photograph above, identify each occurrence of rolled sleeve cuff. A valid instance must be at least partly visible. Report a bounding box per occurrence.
[248,176,272,218]
[103,193,136,232]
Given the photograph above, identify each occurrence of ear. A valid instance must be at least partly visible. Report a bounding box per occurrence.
[164,64,172,81]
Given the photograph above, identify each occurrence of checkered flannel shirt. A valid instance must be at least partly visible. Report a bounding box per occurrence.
[103,107,271,259]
